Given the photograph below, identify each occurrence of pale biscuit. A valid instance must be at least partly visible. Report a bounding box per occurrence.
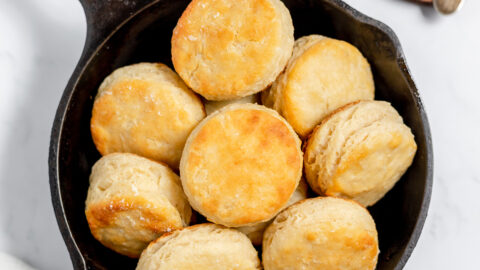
[172,0,294,100]
[136,224,261,270]
[304,100,417,206]
[237,178,307,245]
[262,35,375,138]
[90,62,205,169]
[263,197,379,270]
[85,153,192,258]
[204,94,258,115]
[180,103,303,227]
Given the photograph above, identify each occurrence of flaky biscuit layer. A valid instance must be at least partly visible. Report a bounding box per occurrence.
[85,153,192,257]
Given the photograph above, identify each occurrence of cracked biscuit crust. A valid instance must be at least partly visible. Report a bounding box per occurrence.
[303,101,417,206]
[172,0,294,100]
[180,104,303,227]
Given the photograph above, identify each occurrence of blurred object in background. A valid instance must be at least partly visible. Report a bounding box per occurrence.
[0,252,35,270]
[434,0,463,15]
[413,0,464,14]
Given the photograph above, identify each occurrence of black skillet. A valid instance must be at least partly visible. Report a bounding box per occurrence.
[49,0,433,269]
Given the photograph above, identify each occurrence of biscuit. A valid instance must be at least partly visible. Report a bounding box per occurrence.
[90,62,205,169]
[263,197,379,270]
[262,35,375,138]
[136,224,261,270]
[237,178,307,245]
[180,103,303,227]
[205,94,258,115]
[304,100,417,206]
[85,153,192,258]
[172,0,294,100]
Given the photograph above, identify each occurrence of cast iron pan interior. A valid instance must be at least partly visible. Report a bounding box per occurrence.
[49,0,433,269]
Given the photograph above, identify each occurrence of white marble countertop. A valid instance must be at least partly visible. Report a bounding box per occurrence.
[0,0,479,269]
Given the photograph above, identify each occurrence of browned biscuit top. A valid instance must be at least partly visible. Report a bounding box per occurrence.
[180,104,302,227]
[172,0,294,100]
[90,63,205,169]
[262,197,379,270]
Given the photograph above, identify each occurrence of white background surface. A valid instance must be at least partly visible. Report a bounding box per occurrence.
[0,0,478,269]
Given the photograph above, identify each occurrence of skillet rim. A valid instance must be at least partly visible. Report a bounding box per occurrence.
[48,0,433,269]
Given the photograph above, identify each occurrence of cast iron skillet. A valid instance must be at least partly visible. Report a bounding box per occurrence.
[49,0,433,269]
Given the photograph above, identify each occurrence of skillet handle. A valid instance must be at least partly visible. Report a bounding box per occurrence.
[78,0,155,53]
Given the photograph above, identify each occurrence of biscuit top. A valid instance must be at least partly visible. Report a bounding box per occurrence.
[136,224,261,270]
[91,63,205,168]
[96,63,193,99]
[262,197,379,270]
[304,100,417,206]
[180,104,303,227]
[262,35,374,138]
[172,0,294,100]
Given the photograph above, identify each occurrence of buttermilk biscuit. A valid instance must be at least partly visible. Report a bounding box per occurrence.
[262,35,375,138]
[237,178,307,245]
[304,100,417,206]
[180,104,303,227]
[263,197,379,270]
[85,153,192,258]
[171,0,294,100]
[136,224,261,270]
[90,62,205,169]
[204,94,258,115]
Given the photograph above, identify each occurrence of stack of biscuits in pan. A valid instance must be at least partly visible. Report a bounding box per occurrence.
[85,0,417,269]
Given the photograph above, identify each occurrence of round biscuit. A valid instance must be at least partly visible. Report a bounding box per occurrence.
[180,103,303,227]
[304,100,417,206]
[136,224,261,270]
[90,62,205,169]
[262,35,375,138]
[85,153,192,258]
[172,0,294,100]
[262,197,379,270]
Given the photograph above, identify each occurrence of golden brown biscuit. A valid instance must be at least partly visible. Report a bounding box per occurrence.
[180,103,303,227]
[237,178,307,245]
[262,35,375,138]
[85,153,192,258]
[172,0,294,100]
[304,100,417,206]
[204,94,258,115]
[263,197,379,270]
[136,224,261,270]
[90,62,205,168]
